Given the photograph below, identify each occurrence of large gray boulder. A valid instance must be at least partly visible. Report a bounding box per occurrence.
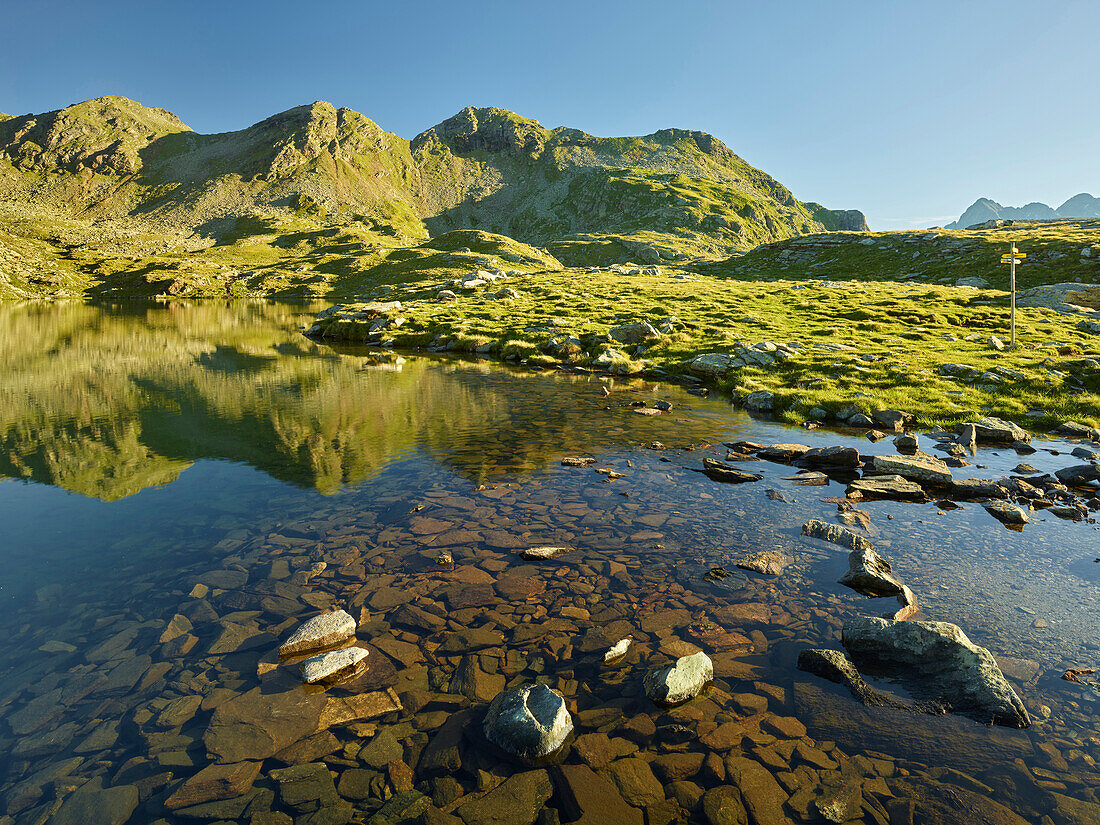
[483,684,572,759]
[841,618,1030,728]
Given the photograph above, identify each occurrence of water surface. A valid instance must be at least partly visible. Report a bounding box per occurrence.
[1,301,1098,824]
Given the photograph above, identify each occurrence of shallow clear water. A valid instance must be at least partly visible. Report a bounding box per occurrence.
[0,301,1098,824]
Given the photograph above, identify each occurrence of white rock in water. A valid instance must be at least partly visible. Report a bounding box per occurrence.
[520,546,573,560]
[483,684,573,759]
[299,647,368,684]
[279,609,356,656]
[644,651,713,706]
[604,638,632,662]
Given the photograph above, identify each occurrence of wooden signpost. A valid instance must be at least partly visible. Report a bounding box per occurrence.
[1000,243,1026,346]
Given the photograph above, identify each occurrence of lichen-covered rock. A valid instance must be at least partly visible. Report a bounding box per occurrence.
[801,445,861,467]
[741,391,774,413]
[847,475,926,501]
[608,321,660,344]
[483,684,573,759]
[299,647,368,684]
[967,417,1030,444]
[643,651,713,706]
[870,453,952,486]
[279,610,356,657]
[841,618,1030,728]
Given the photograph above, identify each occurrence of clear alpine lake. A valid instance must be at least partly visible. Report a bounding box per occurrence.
[0,300,1098,824]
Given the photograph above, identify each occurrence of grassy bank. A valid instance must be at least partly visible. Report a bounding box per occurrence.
[309,266,1100,433]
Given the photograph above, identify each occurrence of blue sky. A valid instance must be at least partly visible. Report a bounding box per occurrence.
[1,0,1096,229]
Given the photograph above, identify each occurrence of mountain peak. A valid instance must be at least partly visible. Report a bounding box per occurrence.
[0,95,190,176]
[414,106,549,154]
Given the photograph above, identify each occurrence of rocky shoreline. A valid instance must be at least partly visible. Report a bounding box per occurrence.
[304,293,1100,444]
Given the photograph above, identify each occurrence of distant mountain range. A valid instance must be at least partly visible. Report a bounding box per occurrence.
[947,193,1100,229]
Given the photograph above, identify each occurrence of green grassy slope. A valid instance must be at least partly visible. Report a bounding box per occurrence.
[0,97,860,298]
[695,219,1100,291]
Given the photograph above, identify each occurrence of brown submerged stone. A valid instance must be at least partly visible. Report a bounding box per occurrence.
[164,760,261,809]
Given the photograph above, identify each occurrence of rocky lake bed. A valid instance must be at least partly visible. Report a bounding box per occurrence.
[0,303,1099,825]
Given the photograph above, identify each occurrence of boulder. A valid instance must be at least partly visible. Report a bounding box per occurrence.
[869,453,952,486]
[455,769,552,825]
[686,353,736,378]
[483,684,573,759]
[723,756,793,825]
[603,638,632,662]
[872,410,914,433]
[841,618,1030,728]
[701,458,763,484]
[952,478,1009,500]
[553,764,643,825]
[796,649,866,697]
[520,546,573,560]
[643,651,713,707]
[279,610,356,657]
[164,761,261,809]
[893,433,919,453]
[701,786,749,825]
[967,417,1031,445]
[608,321,660,344]
[838,548,904,597]
[884,586,919,621]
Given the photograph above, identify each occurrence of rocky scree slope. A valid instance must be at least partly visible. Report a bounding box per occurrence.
[0,96,861,298]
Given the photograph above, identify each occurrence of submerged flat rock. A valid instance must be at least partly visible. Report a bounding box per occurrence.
[521,546,573,560]
[279,609,356,657]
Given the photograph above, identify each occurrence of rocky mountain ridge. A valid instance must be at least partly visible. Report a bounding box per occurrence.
[948,193,1100,230]
[0,96,867,299]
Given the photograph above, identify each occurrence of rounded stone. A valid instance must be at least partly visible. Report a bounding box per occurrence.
[643,651,714,707]
[483,684,573,759]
